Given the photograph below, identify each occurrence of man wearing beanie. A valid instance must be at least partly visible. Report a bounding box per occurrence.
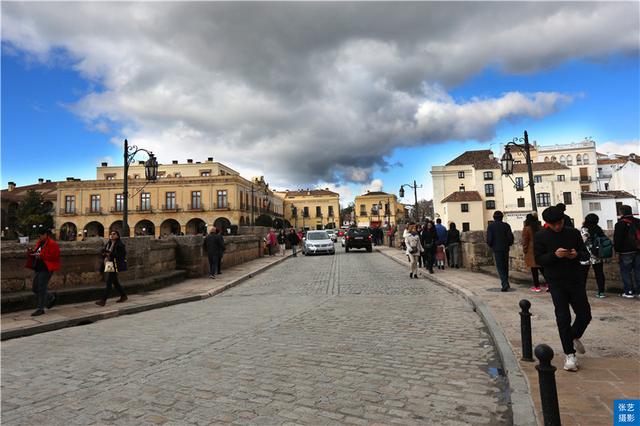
[534,206,591,372]
[556,203,574,228]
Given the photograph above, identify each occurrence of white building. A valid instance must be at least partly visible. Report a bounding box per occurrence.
[581,191,639,230]
[609,157,640,198]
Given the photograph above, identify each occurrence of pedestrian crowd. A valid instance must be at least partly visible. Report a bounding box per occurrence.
[397,202,639,373]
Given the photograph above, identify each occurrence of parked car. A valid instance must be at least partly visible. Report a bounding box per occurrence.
[302,230,335,255]
[325,229,337,242]
[345,228,372,252]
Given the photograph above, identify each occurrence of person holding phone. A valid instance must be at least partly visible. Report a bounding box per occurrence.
[534,206,590,372]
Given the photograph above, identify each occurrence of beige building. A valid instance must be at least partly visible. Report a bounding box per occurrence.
[54,158,284,240]
[354,191,402,228]
[1,179,57,239]
[432,150,583,231]
[509,139,598,192]
[275,189,340,231]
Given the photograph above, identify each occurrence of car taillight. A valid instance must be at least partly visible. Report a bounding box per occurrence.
[346,236,350,240]
[368,235,372,240]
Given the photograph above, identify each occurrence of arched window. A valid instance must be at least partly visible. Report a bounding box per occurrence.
[582,154,589,165]
[544,156,550,162]
[551,156,556,162]
[576,154,582,165]
[559,155,565,164]
[566,155,573,166]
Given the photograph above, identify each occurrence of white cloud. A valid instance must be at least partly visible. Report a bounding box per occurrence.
[597,140,640,156]
[2,2,638,188]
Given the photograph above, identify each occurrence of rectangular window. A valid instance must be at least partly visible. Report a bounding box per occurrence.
[607,220,613,229]
[140,192,151,210]
[515,177,524,191]
[557,175,565,182]
[316,206,322,217]
[105,174,116,181]
[217,190,228,208]
[459,186,465,192]
[536,192,551,207]
[114,194,124,212]
[534,175,542,183]
[484,184,495,197]
[65,195,75,213]
[191,191,201,209]
[588,202,601,211]
[483,171,493,180]
[563,192,572,205]
[303,206,309,217]
[90,194,101,212]
[458,171,465,178]
[239,191,244,209]
[461,203,469,212]
[328,206,334,217]
[200,170,211,177]
[517,197,525,208]
[360,204,367,216]
[165,192,176,209]
[462,222,470,232]
[486,200,496,210]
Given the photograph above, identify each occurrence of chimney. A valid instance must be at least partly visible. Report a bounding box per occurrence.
[45,179,51,183]
[74,178,81,181]
[630,153,636,161]
[101,162,108,167]
[207,157,213,162]
[38,178,44,184]
[138,160,145,165]
[7,182,16,191]
[66,177,74,181]
[488,153,494,160]
[187,159,193,164]
[172,160,178,164]
[196,161,201,164]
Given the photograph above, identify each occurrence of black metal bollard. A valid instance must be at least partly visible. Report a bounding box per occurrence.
[535,344,562,426]
[519,299,534,362]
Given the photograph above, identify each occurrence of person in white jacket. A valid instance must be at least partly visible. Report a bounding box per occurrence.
[405,224,424,278]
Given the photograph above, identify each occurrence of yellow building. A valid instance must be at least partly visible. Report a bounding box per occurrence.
[275,189,340,231]
[353,191,401,228]
[54,158,284,240]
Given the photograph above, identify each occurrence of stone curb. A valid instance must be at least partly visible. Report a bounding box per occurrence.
[376,247,538,426]
[1,254,292,341]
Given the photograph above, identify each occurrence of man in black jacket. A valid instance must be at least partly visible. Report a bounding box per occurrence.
[486,211,514,291]
[535,206,591,372]
[203,227,224,278]
[556,203,574,228]
[613,204,640,298]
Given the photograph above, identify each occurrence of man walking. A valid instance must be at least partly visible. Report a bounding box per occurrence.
[487,211,514,291]
[613,205,640,298]
[287,228,300,257]
[435,218,448,268]
[217,228,225,275]
[535,206,591,372]
[25,229,60,316]
[203,227,224,279]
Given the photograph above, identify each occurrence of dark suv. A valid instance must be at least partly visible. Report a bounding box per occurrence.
[345,228,372,252]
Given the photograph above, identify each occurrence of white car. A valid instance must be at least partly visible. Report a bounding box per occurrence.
[325,229,337,242]
[302,230,335,255]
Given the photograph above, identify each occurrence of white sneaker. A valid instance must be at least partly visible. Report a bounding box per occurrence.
[573,338,586,354]
[622,292,636,299]
[564,353,578,372]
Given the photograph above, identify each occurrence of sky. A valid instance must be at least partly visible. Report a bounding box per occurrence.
[2,2,639,204]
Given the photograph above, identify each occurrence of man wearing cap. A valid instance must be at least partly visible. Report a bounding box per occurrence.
[534,206,591,372]
[486,210,514,291]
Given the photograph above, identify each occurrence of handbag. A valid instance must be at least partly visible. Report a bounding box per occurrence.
[104,261,116,273]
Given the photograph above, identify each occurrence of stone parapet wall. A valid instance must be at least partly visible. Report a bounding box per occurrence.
[1,234,263,293]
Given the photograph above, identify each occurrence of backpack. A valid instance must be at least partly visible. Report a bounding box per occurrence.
[623,218,640,250]
[593,234,613,259]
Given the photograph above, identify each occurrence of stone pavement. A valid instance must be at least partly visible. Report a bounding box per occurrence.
[2,246,513,425]
[1,251,293,340]
[376,245,640,426]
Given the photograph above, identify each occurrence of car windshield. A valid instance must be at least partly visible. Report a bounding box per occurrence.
[307,232,329,240]
[348,228,370,236]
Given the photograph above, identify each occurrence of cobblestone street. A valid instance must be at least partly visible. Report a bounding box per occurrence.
[2,247,511,425]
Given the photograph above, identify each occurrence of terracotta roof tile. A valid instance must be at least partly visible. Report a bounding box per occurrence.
[445,150,500,169]
[581,190,637,199]
[285,189,338,197]
[441,191,483,203]
[359,191,391,197]
[513,161,569,172]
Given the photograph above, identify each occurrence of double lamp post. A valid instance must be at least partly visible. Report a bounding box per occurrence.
[122,139,158,237]
[500,130,537,213]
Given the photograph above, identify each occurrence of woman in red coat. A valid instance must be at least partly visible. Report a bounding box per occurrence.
[25,229,60,316]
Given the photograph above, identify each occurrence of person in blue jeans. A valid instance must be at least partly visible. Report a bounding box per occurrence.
[487,210,514,292]
[613,205,640,298]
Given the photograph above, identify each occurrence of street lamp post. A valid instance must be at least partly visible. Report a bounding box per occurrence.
[122,139,158,237]
[291,204,298,229]
[399,180,422,222]
[501,130,537,212]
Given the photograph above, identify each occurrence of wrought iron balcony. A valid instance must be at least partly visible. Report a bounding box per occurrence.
[110,206,124,213]
[85,207,103,215]
[187,203,204,211]
[161,204,181,212]
[59,208,77,216]
[135,205,153,212]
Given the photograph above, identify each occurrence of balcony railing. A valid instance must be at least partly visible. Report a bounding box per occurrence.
[187,203,204,211]
[136,205,153,212]
[85,207,103,215]
[110,206,124,213]
[161,204,181,212]
[214,203,231,211]
[360,211,367,217]
[579,177,592,183]
[485,192,495,197]
[59,208,77,215]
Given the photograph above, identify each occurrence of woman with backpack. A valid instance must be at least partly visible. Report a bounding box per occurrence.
[522,213,546,292]
[405,224,423,279]
[580,213,608,298]
[420,221,438,274]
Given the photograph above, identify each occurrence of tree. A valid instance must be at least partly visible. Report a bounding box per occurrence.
[340,202,355,225]
[16,190,54,237]
[417,199,434,221]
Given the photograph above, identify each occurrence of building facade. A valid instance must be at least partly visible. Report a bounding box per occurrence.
[1,180,57,239]
[581,191,640,230]
[54,159,284,240]
[276,189,340,231]
[432,150,583,231]
[353,191,402,228]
